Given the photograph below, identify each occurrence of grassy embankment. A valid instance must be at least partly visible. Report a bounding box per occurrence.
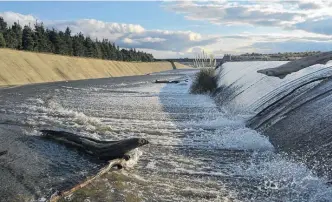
[0,48,189,86]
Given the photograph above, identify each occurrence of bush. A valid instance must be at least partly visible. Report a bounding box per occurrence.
[190,68,218,94]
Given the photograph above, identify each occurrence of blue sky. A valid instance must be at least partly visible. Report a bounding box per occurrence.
[0,1,332,58]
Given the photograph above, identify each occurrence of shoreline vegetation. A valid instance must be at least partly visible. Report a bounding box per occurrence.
[190,67,218,94]
[0,17,154,62]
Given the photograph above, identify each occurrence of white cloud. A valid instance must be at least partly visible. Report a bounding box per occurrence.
[123,38,136,44]
[298,2,322,10]
[165,1,306,27]
[47,19,145,42]
[0,11,37,27]
[116,30,219,52]
[136,37,166,43]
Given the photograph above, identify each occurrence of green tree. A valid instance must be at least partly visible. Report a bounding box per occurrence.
[12,22,22,49]
[101,39,111,59]
[116,46,123,61]
[48,28,66,54]
[94,40,103,58]
[100,39,107,59]
[33,23,51,52]
[109,42,117,60]
[64,27,73,56]
[0,17,7,33]
[0,33,6,47]
[72,33,85,56]
[84,36,94,57]
[57,31,67,55]
[22,25,34,51]
[4,28,16,49]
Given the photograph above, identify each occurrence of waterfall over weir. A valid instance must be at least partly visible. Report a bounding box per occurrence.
[214,61,332,178]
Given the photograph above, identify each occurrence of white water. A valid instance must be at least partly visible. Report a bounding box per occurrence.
[1,69,332,201]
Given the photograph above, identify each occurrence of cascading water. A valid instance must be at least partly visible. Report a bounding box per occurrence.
[0,68,332,201]
[214,60,332,181]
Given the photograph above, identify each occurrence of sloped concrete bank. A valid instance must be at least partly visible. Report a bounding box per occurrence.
[0,48,189,86]
[213,60,332,179]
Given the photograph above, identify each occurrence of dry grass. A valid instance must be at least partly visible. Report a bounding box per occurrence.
[0,48,189,86]
[190,68,218,94]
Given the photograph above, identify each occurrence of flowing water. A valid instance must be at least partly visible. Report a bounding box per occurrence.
[0,68,332,201]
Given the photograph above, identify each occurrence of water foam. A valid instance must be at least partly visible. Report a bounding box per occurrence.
[233,152,332,201]
[180,116,242,130]
[27,98,45,105]
[178,115,274,151]
[210,128,274,151]
[20,98,112,134]
[123,148,143,169]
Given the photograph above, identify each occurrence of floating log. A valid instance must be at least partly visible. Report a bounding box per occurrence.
[40,130,149,161]
[257,51,332,79]
[154,80,180,84]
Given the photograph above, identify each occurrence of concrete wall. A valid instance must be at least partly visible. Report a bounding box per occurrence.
[0,49,189,86]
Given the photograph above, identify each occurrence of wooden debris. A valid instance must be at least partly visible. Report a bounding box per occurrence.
[50,158,127,202]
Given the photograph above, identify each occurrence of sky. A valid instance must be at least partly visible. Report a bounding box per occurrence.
[0,1,332,59]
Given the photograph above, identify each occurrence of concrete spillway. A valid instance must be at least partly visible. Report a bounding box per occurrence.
[214,60,332,179]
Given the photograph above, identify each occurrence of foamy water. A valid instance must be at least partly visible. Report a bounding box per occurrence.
[0,70,331,201]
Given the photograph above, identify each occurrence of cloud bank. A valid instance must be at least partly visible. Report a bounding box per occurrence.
[164,0,332,32]
[1,1,332,59]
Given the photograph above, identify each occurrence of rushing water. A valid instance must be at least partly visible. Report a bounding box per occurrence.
[0,68,332,201]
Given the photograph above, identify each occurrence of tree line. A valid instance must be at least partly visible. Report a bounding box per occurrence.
[0,17,154,62]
